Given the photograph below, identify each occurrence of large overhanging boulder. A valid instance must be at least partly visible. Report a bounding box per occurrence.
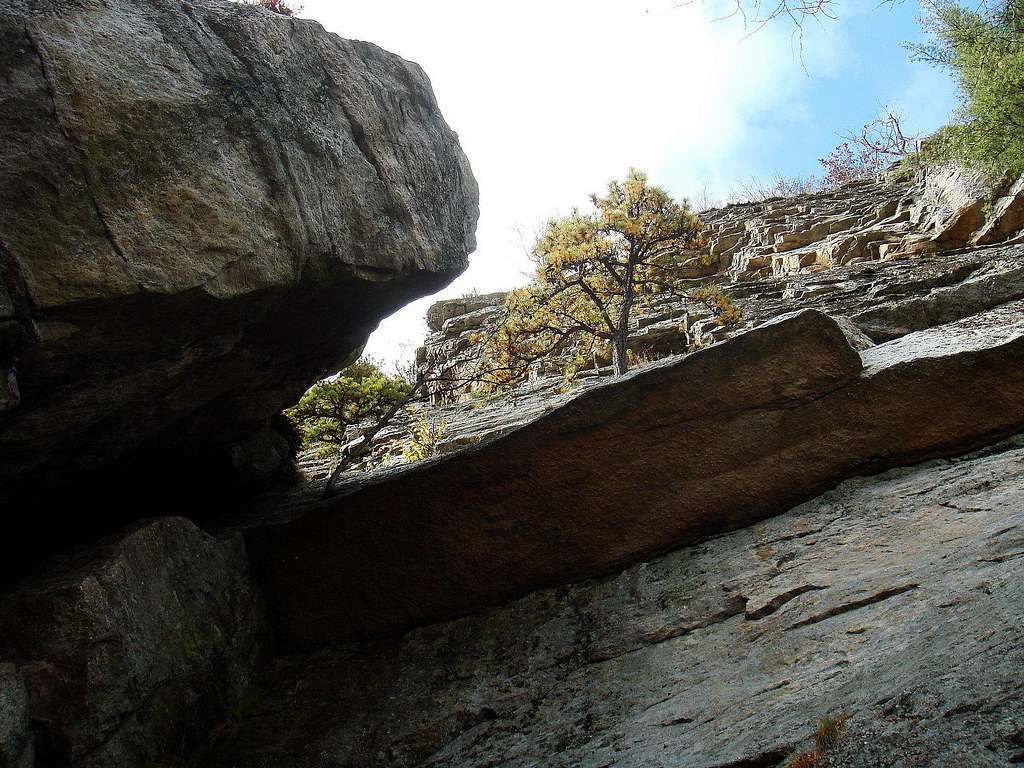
[246,304,1024,650]
[0,0,478,546]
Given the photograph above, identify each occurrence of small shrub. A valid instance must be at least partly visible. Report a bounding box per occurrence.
[402,415,449,463]
[786,750,822,768]
[285,359,411,454]
[784,713,852,768]
[819,111,918,189]
[813,713,851,753]
[818,142,886,189]
[241,0,301,16]
[690,285,743,326]
[730,175,821,203]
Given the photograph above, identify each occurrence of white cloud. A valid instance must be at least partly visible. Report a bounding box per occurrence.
[888,62,960,137]
[299,0,849,369]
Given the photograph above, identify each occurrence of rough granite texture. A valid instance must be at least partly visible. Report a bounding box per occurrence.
[0,0,478,509]
[211,437,1024,767]
[0,518,268,768]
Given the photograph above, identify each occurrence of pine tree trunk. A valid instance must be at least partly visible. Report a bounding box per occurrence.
[612,334,629,376]
[613,259,637,376]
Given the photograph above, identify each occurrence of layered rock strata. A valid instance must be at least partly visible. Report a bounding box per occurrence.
[214,436,1024,768]
[246,301,1024,649]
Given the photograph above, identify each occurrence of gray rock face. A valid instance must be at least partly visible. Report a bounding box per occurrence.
[0,0,478,505]
[0,518,268,768]
[425,291,507,331]
[211,437,1024,768]
[245,301,1024,649]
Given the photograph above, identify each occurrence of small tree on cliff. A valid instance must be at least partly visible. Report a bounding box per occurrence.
[286,359,411,455]
[482,170,740,378]
[308,340,543,486]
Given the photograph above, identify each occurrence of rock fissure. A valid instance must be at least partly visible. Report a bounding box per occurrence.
[744,584,830,620]
[22,26,130,268]
[785,583,920,630]
[703,746,793,768]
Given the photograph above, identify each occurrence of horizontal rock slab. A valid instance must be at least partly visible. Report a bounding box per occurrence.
[0,0,477,547]
[425,292,506,331]
[852,251,1024,340]
[213,437,1024,767]
[246,303,1024,649]
[0,518,268,768]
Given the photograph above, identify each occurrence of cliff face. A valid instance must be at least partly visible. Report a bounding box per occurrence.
[416,168,1023,391]
[300,170,1024,478]
[4,173,1023,765]
[201,168,1024,767]
[215,437,1024,768]
[0,0,478,515]
[2,9,1024,762]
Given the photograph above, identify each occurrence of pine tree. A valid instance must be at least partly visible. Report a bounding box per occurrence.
[482,170,740,379]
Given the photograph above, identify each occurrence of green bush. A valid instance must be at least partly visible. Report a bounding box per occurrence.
[286,359,411,454]
[916,0,1024,176]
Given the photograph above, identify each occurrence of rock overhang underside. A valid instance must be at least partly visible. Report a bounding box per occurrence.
[0,0,479,571]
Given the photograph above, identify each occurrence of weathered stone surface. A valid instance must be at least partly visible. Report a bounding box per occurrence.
[0,0,478,511]
[975,176,1024,245]
[852,255,1024,340]
[416,208,1024,412]
[425,292,506,331]
[0,518,268,767]
[0,664,32,768]
[244,302,1024,649]
[211,436,1024,768]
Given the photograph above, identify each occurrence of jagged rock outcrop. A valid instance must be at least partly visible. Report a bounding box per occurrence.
[0,518,267,768]
[211,436,1024,768]
[425,291,507,333]
[0,0,478,554]
[413,170,1024,411]
[245,300,1024,649]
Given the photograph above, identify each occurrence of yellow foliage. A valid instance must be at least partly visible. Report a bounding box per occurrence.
[784,714,851,768]
[479,169,717,383]
[812,714,851,753]
[785,749,822,768]
[402,415,449,463]
[691,284,744,326]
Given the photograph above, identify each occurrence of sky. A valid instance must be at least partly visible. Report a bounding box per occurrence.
[300,0,960,371]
